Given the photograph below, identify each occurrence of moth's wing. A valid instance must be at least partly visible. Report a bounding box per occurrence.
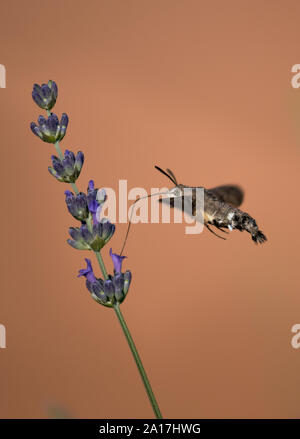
[159,193,204,222]
[208,185,244,208]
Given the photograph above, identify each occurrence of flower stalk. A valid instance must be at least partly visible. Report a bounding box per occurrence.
[113,302,163,419]
[30,79,163,419]
[95,251,108,280]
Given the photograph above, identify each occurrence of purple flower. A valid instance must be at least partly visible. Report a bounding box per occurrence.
[67,220,115,251]
[103,279,115,299]
[78,259,107,304]
[106,249,132,302]
[103,270,132,303]
[30,113,68,143]
[32,80,58,110]
[48,150,84,183]
[110,248,126,273]
[64,190,89,221]
[78,258,97,283]
[96,189,106,221]
[87,180,98,217]
[77,250,132,306]
[87,180,107,224]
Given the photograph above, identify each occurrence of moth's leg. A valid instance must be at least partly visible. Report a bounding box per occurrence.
[205,224,226,240]
[215,225,229,234]
[212,219,229,234]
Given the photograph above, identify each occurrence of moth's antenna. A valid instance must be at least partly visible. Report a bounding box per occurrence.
[120,190,169,256]
[166,168,178,186]
[154,165,177,185]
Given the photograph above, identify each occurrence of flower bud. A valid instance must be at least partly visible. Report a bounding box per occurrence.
[78,259,132,306]
[86,180,107,225]
[32,80,58,110]
[67,220,115,251]
[48,150,84,183]
[65,191,89,221]
[103,279,115,299]
[30,113,68,143]
[123,271,132,295]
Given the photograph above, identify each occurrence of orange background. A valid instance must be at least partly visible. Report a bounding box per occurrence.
[0,0,300,418]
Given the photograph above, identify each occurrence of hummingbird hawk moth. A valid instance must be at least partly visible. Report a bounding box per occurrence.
[154,165,267,244]
[119,165,267,255]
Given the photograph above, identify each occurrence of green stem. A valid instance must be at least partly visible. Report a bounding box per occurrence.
[113,302,163,419]
[94,250,162,418]
[70,182,79,194]
[95,251,108,280]
[54,140,64,161]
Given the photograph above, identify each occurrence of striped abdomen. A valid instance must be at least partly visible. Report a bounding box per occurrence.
[203,190,267,244]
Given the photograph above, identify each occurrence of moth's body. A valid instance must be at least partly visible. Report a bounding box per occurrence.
[204,187,266,243]
[156,166,267,244]
[119,166,267,255]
